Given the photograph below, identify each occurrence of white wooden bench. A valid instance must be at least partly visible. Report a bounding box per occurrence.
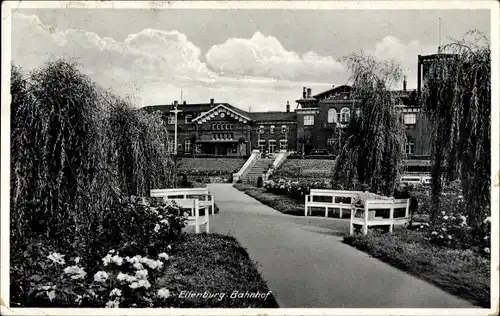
[304,189,362,218]
[162,199,209,234]
[350,198,410,235]
[150,188,215,215]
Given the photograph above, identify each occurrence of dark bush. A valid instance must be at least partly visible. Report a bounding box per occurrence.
[256,177,263,188]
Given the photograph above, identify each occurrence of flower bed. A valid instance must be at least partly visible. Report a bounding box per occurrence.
[343,230,490,307]
[263,179,329,201]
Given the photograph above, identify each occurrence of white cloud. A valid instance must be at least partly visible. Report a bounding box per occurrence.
[205,32,344,79]
[370,36,437,89]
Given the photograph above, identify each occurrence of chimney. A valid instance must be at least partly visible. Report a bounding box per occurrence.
[307,88,312,98]
[210,98,214,105]
[286,101,290,113]
[302,87,306,99]
[403,76,407,92]
[183,101,187,105]
[173,100,178,107]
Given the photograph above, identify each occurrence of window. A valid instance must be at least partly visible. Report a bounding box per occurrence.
[258,139,266,152]
[185,115,192,124]
[304,115,314,126]
[259,125,265,134]
[226,124,230,130]
[328,108,337,123]
[279,139,288,151]
[167,140,175,153]
[355,108,361,117]
[327,138,335,146]
[340,108,350,123]
[167,115,175,124]
[404,113,417,125]
[184,140,192,153]
[281,125,287,134]
[230,124,234,130]
[269,139,276,153]
[270,125,275,134]
[405,141,415,155]
[212,123,216,130]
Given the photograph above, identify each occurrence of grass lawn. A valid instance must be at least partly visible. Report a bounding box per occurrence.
[159,233,279,308]
[343,231,490,307]
[273,159,333,179]
[178,158,246,173]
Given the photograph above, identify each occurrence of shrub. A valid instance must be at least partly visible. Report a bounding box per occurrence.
[11,197,186,308]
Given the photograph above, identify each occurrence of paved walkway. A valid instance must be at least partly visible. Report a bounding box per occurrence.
[207,184,476,308]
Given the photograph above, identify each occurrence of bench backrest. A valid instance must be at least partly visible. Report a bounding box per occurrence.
[365,198,409,210]
[151,188,210,198]
[309,189,362,197]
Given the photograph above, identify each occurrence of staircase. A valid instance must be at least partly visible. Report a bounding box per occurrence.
[242,158,274,184]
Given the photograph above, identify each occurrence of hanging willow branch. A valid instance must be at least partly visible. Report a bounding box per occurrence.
[421,30,490,228]
[331,53,407,196]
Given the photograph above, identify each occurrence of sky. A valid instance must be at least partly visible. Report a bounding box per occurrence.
[10,7,491,112]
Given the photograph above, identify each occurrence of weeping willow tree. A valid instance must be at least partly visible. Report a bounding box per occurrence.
[331,54,407,196]
[421,31,490,228]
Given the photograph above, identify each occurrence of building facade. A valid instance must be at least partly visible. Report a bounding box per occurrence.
[143,54,444,158]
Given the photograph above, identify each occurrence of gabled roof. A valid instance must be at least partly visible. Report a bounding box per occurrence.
[313,85,351,99]
[250,111,297,122]
[192,104,252,124]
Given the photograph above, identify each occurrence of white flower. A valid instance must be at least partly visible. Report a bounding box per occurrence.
[102,254,112,266]
[46,290,56,302]
[129,282,139,289]
[135,269,148,279]
[441,211,446,215]
[94,271,109,283]
[160,219,169,225]
[75,295,83,304]
[448,235,452,240]
[484,216,491,224]
[138,279,151,289]
[441,227,447,231]
[47,252,65,265]
[431,231,438,235]
[133,262,144,270]
[108,249,116,254]
[116,272,127,282]
[443,215,449,220]
[157,288,170,299]
[167,245,172,250]
[158,252,169,260]
[105,300,120,308]
[74,257,81,264]
[109,288,122,297]
[63,265,87,280]
[484,247,490,254]
[111,255,123,266]
[154,224,160,232]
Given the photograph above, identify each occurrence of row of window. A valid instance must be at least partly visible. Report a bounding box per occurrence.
[258,139,288,151]
[167,110,417,127]
[326,108,351,124]
[212,123,234,131]
[212,133,234,140]
[258,125,288,134]
[168,115,193,124]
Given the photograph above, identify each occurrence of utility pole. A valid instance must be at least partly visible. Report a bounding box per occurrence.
[438,17,442,53]
[171,100,183,155]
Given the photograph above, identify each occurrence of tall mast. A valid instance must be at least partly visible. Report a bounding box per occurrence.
[438,17,442,53]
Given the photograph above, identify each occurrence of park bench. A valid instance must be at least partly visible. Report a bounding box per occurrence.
[150,188,215,215]
[304,189,362,218]
[162,198,209,234]
[350,198,410,235]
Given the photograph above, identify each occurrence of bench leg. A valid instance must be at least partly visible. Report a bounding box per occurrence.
[362,224,368,235]
[304,204,308,217]
[349,222,354,235]
[389,223,393,233]
[339,208,343,219]
[325,207,328,217]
